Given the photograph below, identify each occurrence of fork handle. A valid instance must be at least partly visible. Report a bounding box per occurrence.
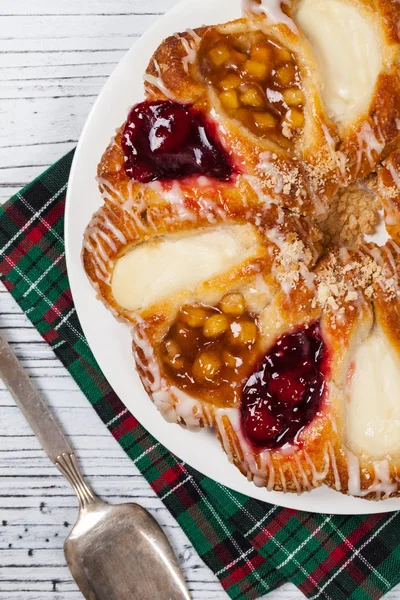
[0,331,98,506]
[0,331,74,461]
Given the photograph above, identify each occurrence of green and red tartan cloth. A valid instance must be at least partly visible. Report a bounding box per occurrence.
[2,150,400,600]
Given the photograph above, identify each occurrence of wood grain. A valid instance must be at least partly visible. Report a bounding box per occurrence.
[0,1,397,599]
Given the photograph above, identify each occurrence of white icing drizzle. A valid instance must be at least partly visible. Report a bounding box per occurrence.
[322,124,347,180]
[387,160,400,188]
[132,320,210,430]
[362,240,400,296]
[279,466,287,493]
[243,173,275,208]
[174,30,199,74]
[329,413,338,435]
[197,196,228,223]
[356,122,385,173]
[384,241,400,297]
[346,449,397,498]
[83,227,112,285]
[214,407,277,489]
[105,213,129,244]
[327,442,341,491]
[83,238,110,283]
[214,406,332,493]
[265,226,285,250]
[97,229,117,254]
[346,450,362,497]
[215,408,242,455]
[254,273,271,296]
[244,274,273,313]
[91,232,109,264]
[145,205,163,232]
[144,60,176,100]
[148,181,197,221]
[169,386,213,429]
[84,177,157,287]
[264,451,276,491]
[373,460,398,498]
[384,241,399,276]
[253,454,274,488]
[362,243,400,297]
[294,453,312,490]
[258,151,285,195]
[150,179,229,225]
[97,177,125,204]
[304,446,330,488]
[300,264,316,291]
[380,161,400,225]
[289,465,301,494]
[266,226,315,294]
[93,265,110,284]
[97,177,148,236]
[276,206,285,225]
[383,203,400,229]
[389,238,400,256]
[98,177,143,214]
[187,28,202,43]
[362,243,385,269]
[131,320,165,392]
[242,0,298,33]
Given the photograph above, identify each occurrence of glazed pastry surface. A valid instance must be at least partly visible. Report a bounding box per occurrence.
[83,0,400,499]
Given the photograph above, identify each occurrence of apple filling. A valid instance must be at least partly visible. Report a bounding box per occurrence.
[160,295,260,406]
[198,29,304,147]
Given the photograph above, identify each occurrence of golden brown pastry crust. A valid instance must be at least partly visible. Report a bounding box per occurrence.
[101,20,340,219]
[312,244,400,499]
[378,150,400,242]
[214,242,400,498]
[99,0,400,225]
[83,0,400,499]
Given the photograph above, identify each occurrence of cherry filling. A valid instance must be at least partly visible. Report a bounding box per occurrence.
[242,323,327,449]
[121,100,234,183]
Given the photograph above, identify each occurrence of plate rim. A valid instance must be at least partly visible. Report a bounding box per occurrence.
[65,0,400,515]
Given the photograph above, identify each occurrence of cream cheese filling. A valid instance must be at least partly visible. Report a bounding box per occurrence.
[296,0,382,125]
[111,224,260,311]
[346,323,400,457]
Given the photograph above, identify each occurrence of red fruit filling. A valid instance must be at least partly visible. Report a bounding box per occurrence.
[122,100,234,183]
[242,323,327,449]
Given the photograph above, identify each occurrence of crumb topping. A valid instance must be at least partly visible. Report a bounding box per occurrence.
[198,29,305,148]
[270,234,315,293]
[257,152,306,200]
[261,166,400,320]
[319,181,379,248]
[312,246,400,317]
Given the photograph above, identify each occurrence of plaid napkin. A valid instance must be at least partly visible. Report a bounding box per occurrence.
[2,151,400,600]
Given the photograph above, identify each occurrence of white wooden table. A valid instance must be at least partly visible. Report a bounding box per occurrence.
[0,2,398,600]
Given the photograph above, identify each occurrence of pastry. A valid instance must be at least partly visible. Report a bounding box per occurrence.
[83,0,400,499]
[378,150,400,242]
[217,243,400,497]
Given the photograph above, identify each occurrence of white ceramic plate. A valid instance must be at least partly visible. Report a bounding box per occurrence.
[65,0,400,514]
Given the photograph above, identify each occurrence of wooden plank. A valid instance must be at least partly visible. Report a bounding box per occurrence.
[0,0,177,16]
